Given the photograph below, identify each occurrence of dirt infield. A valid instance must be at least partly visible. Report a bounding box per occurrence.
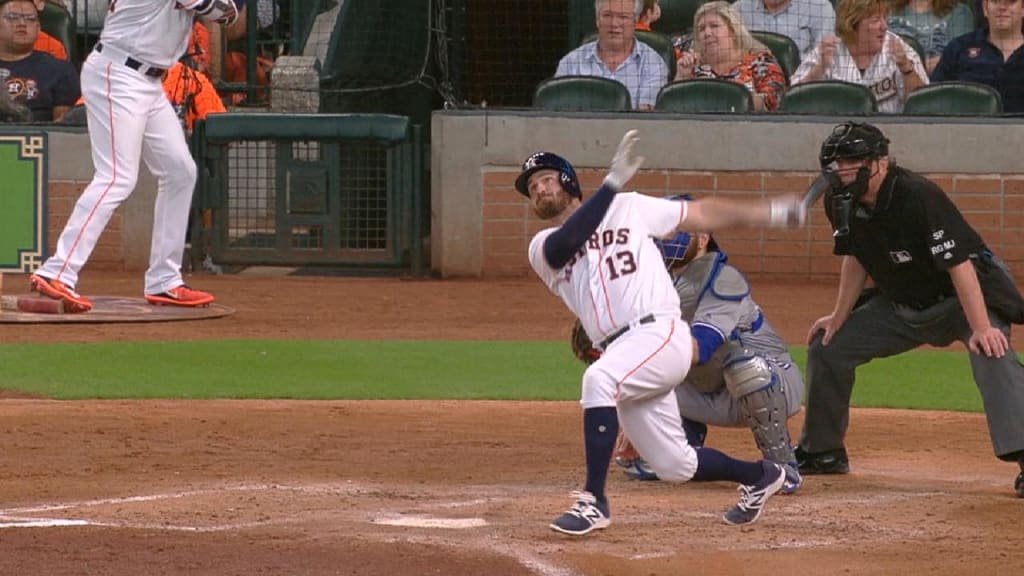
[0,272,1022,575]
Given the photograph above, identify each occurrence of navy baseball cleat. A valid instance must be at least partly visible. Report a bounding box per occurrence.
[794,445,850,475]
[723,460,785,526]
[780,462,803,495]
[549,491,610,535]
[616,456,659,481]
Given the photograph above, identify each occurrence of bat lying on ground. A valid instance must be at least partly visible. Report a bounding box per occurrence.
[0,295,65,314]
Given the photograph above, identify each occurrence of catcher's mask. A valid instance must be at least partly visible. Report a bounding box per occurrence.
[819,122,889,237]
[654,195,720,268]
[514,152,581,199]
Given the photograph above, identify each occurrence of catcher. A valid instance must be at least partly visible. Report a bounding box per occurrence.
[572,196,804,493]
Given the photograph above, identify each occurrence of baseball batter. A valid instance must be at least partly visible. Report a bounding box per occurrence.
[30,0,237,313]
[518,130,806,535]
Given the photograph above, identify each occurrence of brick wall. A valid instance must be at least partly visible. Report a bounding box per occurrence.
[482,169,1024,283]
[47,180,125,270]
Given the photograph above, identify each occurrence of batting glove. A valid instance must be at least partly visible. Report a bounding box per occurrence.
[603,129,644,191]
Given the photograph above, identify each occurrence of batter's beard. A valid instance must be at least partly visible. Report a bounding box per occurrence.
[532,193,572,220]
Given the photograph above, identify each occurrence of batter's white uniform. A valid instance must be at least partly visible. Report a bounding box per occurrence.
[529,193,700,482]
[791,31,928,113]
[36,0,226,295]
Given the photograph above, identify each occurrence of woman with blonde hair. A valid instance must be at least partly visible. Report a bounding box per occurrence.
[791,0,928,112]
[675,1,787,110]
[888,0,974,71]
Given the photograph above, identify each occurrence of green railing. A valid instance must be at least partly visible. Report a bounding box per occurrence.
[192,113,426,275]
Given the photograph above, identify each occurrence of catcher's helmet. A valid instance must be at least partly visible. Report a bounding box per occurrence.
[819,122,889,169]
[654,195,720,267]
[515,152,581,199]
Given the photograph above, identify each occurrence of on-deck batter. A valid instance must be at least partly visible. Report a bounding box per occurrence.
[30,0,237,312]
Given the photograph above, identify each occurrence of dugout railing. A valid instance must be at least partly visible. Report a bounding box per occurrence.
[191,113,426,276]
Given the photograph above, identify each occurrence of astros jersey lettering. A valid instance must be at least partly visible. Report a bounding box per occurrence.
[529,193,686,344]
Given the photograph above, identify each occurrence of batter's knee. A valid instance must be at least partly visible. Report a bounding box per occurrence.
[580,365,617,409]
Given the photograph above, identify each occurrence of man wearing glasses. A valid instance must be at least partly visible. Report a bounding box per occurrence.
[0,0,78,121]
[796,121,1024,498]
[555,0,668,110]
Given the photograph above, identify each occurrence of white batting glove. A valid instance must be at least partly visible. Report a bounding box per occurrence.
[768,196,807,227]
[603,129,644,191]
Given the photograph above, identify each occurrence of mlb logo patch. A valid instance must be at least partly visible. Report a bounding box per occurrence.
[967,47,981,58]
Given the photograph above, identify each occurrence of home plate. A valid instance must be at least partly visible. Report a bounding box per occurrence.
[372,514,488,529]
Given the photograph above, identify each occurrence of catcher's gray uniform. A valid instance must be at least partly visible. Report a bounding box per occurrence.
[671,251,803,472]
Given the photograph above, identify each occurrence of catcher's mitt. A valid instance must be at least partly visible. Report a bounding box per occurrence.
[570,319,602,365]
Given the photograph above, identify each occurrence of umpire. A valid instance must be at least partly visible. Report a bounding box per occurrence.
[796,121,1024,497]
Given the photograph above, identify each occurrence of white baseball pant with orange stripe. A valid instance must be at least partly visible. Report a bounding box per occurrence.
[35,47,195,295]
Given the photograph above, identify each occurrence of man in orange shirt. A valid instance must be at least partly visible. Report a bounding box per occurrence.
[31,0,66,60]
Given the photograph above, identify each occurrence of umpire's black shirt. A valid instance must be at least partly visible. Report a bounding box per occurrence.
[824,165,986,310]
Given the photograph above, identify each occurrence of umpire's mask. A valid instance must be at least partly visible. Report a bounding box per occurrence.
[819,122,889,237]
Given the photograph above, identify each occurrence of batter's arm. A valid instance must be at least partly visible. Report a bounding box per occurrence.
[949,259,1008,357]
[680,193,804,232]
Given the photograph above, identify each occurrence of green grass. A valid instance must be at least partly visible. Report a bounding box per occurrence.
[0,340,998,412]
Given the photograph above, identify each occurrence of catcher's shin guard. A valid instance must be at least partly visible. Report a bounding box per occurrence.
[723,345,796,470]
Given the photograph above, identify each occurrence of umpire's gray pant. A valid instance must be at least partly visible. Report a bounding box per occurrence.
[800,292,1024,461]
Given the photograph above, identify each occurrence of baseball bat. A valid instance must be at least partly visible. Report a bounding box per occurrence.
[802,174,830,210]
[1,295,65,314]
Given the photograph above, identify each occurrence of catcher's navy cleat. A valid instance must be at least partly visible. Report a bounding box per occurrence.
[616,457,659,481]
[549,491,610,536]
[780,462,802,495]
[723,460,785,526]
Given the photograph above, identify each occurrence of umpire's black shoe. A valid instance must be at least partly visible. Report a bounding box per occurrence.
[794,446,850,475]
[1015,470,1024,498]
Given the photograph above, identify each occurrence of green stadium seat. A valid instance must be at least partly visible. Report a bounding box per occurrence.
[655,79,753,112]
[39,0,75,63]
[636,30,679,82]
[750,30,799,83]
[903,81,1003,116]
[533,76,632,111]
[779,80,878,114]
[651,0,705,35]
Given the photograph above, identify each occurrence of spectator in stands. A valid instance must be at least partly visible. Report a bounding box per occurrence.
[792,0,928,112]
[676,1,787,110]
[887,0,974,72]
[734,0,837,57]
[164,59,227,134]
[32,0,67,60]
[932,0,1024,112]
[636,0,661,31]
[556,0,669,110]
[0,67,29,121]
[0,0,78,121]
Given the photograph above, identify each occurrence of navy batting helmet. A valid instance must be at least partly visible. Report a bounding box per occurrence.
[514,152,581,199]
[819,122,889,170]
